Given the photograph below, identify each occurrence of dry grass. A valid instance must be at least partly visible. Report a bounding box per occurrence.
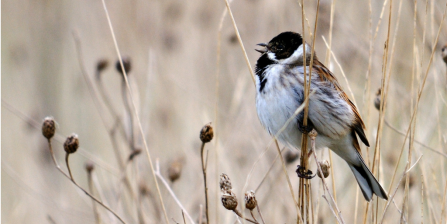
[2,0,447,223]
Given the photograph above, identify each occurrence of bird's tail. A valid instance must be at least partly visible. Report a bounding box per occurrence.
[349,150,388,201]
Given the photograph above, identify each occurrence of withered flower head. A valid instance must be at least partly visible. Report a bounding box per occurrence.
[374,88,382,110]
[168,158,183,182]
[200,122,214,143]
[285,149,299,164]
[115,56,132,76]
[442,45,447,64]
[128,148,142,161]
[96,59,109,73]
[317,160,331,179]
[139,181,150,196]
[221,191,238,211]
[244,190,257,210]
[220,173,232,192]
[42,117,56,140]
[85,161,95,173]
[64,134,79,154]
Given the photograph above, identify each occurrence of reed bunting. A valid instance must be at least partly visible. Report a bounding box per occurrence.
[254,31,388,201]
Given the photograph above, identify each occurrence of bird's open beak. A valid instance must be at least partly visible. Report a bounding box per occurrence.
[255,43,268,53]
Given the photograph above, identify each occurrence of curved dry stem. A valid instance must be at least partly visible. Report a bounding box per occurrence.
[47,140,126,223]
[256,203,266,224]
[384,119,447,158]
[249,210,259,224]
[65,153,74,181]
[154,160,195,224]
[232,208,258,224]
[254,148,282,192]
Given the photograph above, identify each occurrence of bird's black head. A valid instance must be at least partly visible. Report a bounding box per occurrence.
[256,32,303,60]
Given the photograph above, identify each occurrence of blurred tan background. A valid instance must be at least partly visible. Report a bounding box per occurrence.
[2,0,447,223]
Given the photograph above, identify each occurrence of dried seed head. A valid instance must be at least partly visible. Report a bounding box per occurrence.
[115,56,132,76]
[200,122,214,143]
[64,134,79,154]
[317,160,331,179]
[139,181,151,196]
[228,33,238,45]
[96,59,109,73]
[442,45,447,64]
[168,158,183,182]
[244,190,257,210]
[221,191,238,211]
[220,173,232,192]
[42,117,56,140]
[285,149,300,164]
[85,161,95,173]
[128,148,142,161]
[374,88,382,110]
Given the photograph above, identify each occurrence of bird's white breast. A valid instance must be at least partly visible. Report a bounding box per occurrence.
[255,65,303,149]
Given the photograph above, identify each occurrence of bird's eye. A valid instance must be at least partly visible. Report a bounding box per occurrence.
[277,44,284,51]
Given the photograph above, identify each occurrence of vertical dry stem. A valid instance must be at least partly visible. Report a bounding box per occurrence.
[201,142,210,224]
[99,1,170,223]
[298,1,320,222]
[87,168,101,224]
[298,0,309,221]
[323,0,339,216]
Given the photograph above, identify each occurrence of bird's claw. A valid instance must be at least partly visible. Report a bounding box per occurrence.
[296,165,316,179]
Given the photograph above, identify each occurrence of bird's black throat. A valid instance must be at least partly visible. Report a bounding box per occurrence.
[255,53,275,93]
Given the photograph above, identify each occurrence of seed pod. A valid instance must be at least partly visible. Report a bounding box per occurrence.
[85,161,95,173]
[200,123,214,143]
[96,59,109,73]
[220,173,232,192]
[244,190,257,210]
[285,150,299,164]
[168,158,183,182]
[374,88,381,110]
[42,117,56,140]
[115,56,132,76]
[139,181,150,196]
[64,134,79,154]
[317,160,331,179]
[221,191,238,211]
[442,45,447,64]
[128,148,142,161]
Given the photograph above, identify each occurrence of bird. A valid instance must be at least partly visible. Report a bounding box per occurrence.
[254,31,388,201]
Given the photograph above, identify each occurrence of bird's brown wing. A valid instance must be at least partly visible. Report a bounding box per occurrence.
[313,60,370,148]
